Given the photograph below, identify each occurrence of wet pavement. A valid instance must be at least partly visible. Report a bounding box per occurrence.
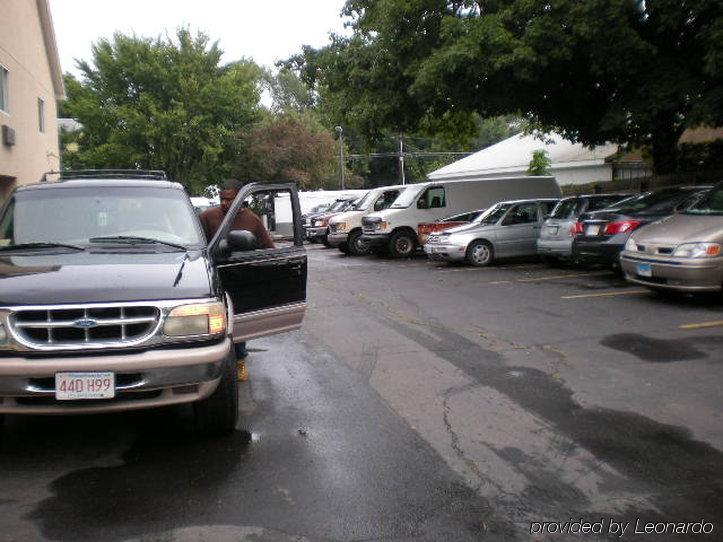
[0,245,722,541]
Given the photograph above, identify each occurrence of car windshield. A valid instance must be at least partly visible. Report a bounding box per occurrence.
[390,186,424,208]
[606,188,695,214]
[0,187,204,249]
[475,203,512,225]
[684,185,723,215]
[549,199,580,219]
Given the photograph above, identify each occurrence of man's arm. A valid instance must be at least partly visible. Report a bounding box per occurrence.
[244,210,275,249]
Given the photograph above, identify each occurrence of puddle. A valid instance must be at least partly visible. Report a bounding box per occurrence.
[600,334,707,362]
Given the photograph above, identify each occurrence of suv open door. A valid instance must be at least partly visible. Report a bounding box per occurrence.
[208,183,307,343]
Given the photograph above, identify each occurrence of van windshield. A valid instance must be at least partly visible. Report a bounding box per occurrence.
[390,186,424,208]
[354,190,379,211]
[0,187,204,249]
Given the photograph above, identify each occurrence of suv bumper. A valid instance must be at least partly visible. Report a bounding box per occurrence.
[305,227,328,241]
[0,338,232,414]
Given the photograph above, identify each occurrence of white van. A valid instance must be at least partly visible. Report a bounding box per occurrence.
[327,185,407,255]
[361,176,561,257]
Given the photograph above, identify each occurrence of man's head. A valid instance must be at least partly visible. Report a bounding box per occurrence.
[219,178,244,215]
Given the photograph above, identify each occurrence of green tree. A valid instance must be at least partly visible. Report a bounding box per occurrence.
[292,0,722,174]
[527,149,552,176]
[61,29,263,194]
[234,113,339,189]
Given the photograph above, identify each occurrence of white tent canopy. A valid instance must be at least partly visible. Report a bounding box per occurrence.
[429,132,619,186]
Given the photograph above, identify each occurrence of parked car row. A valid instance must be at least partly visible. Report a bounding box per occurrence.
[313,179,723,294]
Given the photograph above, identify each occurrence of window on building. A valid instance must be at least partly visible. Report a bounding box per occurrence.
[38,98,45,132]
[0,67,8,113]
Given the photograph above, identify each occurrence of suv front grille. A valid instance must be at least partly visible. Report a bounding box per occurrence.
[10,305,160,348]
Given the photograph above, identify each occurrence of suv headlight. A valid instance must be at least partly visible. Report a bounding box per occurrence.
[624,237,637,252]
[163,301,226,337]
[672,243,721,258]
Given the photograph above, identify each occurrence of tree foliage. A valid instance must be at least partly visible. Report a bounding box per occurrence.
[291,0,722,174]
[527,149,552,176]
[234,113,340,190]
[61,29,263,194]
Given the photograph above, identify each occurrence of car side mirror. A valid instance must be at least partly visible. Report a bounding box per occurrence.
[417,199,429,209]
[227,229,258,252]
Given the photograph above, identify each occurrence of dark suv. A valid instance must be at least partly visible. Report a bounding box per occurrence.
[0,171,307,434]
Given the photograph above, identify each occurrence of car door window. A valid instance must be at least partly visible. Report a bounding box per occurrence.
[503,203,539,225]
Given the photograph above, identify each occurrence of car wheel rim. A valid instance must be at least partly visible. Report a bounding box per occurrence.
[472,244,490,264]
[355,237,368,252]
[395,237,411,255]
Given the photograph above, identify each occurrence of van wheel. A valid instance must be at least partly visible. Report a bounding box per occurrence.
[467,240,494,267]
[389,231,417,258]
[194,351,238,436]
[347,230,369,256]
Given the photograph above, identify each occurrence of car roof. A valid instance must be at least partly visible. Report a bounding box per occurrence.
[495,198,560,205]
[16,179,185,192]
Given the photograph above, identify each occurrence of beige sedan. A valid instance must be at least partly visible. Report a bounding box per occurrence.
[620,183,723,292]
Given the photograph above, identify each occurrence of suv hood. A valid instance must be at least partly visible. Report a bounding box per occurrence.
[0,250,212,305]
[632,214,723,245]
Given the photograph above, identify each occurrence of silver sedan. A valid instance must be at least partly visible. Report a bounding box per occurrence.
[424,199,559,266]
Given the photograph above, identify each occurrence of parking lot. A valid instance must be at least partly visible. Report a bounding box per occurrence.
[1,244,721,541]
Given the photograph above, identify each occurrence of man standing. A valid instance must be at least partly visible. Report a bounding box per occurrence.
[199,179,275,380]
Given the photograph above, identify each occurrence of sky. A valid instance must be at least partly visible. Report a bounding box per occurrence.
[49,0,349,75]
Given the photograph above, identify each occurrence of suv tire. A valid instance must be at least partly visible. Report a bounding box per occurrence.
[194,351,238,435]
[466,240,494,267]
[388,230,417,258]
[347,230,369,256]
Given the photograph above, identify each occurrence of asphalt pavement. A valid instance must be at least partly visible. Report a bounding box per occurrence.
[0,245,721,541]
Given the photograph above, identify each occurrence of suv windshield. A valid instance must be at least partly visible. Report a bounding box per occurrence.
[0,186,204,249]
[475,203,512,225]
[684,185,723,215]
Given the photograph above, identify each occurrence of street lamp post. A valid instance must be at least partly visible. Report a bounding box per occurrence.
[335,125,345,190]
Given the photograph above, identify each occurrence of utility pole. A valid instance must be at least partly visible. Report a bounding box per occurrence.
[335,126,345,189]
[398,134,406,185]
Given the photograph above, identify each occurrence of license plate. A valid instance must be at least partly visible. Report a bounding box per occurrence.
[432,246,447,253]
[637,263,653,278]
[586,225,600,236]
[55,372,115,400]
[547,226,559,235]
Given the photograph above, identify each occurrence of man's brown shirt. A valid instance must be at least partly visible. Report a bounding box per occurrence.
[199,207,275,249]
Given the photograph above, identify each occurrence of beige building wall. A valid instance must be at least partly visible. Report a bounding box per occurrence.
[0,0,64,200]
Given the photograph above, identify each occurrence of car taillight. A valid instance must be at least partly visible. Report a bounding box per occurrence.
[570,222,583,236]
[602,220,641,235]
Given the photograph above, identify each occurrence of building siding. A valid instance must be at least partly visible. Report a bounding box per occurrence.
[0,0,61,198]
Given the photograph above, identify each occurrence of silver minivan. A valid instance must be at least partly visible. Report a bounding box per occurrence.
[425,198,559,266]
[538,193,631,262]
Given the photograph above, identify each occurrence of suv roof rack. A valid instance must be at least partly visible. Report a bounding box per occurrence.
[42,169,168,182]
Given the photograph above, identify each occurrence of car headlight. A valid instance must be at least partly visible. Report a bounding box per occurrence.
[163,301,226,337]
[335,222,348,232]
[625,237,638,252]
[672,243,722,258]
[377,221,389,231]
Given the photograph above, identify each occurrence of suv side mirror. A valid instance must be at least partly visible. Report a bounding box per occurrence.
[227,229,258,252]
[417,199,429,210]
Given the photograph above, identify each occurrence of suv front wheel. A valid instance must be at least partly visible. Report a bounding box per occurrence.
[194,351,239,435]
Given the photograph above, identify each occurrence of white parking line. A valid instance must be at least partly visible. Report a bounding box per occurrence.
[679,320,723,330]
[561,289,649,300]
